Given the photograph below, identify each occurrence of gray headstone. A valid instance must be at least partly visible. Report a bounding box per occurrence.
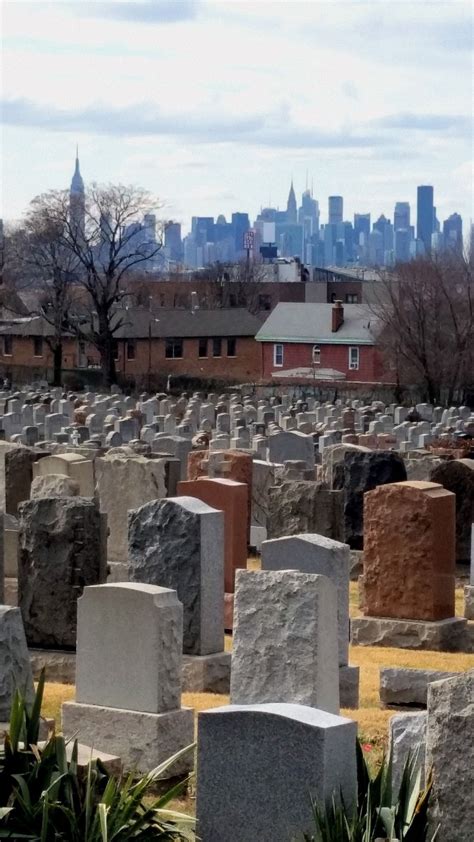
[230,569,340,713]
[76,583,182,714]
[196,703,357,842]
[128,496,224,656]
[0,606,34,719]
[261,534,350,666]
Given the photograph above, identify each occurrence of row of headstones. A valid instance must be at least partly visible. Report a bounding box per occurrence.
[2,571,471,841]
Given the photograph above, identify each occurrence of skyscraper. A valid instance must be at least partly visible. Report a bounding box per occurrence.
[165,222,183,262]
[328,196,343,225]
[417,185,434,254]
[443,213,463,253]
[69,147,85,235]
[286,181,297,224]
[231,212,250,257]
[394,202,410,231]
[354,213,371,245]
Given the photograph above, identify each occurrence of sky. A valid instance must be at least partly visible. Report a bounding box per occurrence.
[1,0,473,234]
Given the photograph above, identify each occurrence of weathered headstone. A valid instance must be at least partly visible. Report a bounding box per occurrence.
[18,497,106,648]
[0,606,34,719]
[230,569,340,713]
[267,481,343,542]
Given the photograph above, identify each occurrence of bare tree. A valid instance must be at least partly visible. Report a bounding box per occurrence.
[193,258,267,313]
[3,198,80,386]
[33,184,164,386]
[369,253,473,404]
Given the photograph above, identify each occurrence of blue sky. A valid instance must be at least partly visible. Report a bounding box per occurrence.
[1,0,472,233]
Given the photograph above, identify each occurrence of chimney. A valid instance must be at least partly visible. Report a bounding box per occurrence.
[332,300,344,332]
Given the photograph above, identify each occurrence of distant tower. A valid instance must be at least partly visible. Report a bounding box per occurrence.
[328,196,343,225]
[417,185,434,254]
[69,146,85,235]
[286,180,297,223]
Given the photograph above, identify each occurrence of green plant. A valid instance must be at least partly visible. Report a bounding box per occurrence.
[300,739,438,842]
[0,673,195,840]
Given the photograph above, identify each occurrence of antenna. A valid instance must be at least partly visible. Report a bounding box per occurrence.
[305,169,308,191]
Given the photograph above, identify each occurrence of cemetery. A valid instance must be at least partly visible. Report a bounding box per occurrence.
[0,383,472,840]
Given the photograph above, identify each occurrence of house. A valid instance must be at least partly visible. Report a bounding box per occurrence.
[0,308,264,387]
[255,300,390,384]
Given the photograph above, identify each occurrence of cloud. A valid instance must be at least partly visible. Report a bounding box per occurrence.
[371,112,471,133]
[75,0,199,23]
[1,97,397,151]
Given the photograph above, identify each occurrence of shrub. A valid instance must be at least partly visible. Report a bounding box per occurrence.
[300,738,438,842]
[0,672,195,841]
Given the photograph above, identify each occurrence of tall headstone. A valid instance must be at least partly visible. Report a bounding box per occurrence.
[62,583,194,776]
[267,481,343,542]
[18,497,106,648]
[261,533,359,707]
[352,481,466,650]
[230,569,340,714]
[128,496,224,657]
[429,459,474,563]
[196,703,357,842]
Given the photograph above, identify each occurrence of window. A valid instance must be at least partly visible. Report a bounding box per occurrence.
[165,338,183,358]
[312,345,321,365]
[330,292,337,303]
[227,338,236,357]
[113,340,119,361]
[33,336,43,357]
[212,338,222,357]
[348,346,360,370]
[273,343,284,367]
[345,293,358,303]
[198,338,208,358]
[3,336,12,356]
[258,294,272,311]
[126,340,136,361]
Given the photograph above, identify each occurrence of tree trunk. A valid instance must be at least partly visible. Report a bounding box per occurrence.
[99,335,117,388]
[52,342,62,387]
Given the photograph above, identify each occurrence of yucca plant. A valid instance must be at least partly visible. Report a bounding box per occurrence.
[300,738,438,842]
[0,672,196,840]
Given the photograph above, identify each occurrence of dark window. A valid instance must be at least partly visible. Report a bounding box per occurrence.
[227,338,236,357]
[165,338,183,358]
[126,340,136,360]
[258,294,271,311]
[198,338,208,358]
[345,293,358,303]
[229,294,238,307]
[330,292,337,303]
[212,338,222,357]
[3,336,12,356]
[33,336,43,357]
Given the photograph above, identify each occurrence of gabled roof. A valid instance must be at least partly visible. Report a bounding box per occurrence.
[255,302,379,345]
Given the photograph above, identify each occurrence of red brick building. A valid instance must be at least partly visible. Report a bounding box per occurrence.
[0,308,264,387]
[256,301,390,385]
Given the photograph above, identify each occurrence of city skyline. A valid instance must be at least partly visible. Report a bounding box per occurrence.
[2,1,472,230]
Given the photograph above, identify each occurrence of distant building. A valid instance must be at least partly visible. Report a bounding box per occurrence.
[286,181,297,224]
[328,196,343,225]
[232,212,250,258]
[69,148,85,235]
[443,213,463,254]
[417,185,434,254]
[165,222,183,262]
[394,228,411,263]
[394,202,410,231]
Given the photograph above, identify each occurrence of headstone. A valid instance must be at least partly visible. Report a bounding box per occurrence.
[30,474,80,499]
[177,478,247,593]
[128,496,224,656]
[18,497,106,648]
[333,451,407,548]
[426,670,474,841]
[267,481,343,542]
[0,606,34,719]
[62,583,194,777]
[389,712,426,792]
[196,703,357,842]
[361,481,455,621]
[230,569,339,713]
[429,459,474,563]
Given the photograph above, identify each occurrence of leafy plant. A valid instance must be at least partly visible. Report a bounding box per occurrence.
[300,738,438,842]
[0,672,195,840]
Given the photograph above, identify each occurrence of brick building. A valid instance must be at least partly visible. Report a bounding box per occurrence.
[0,309,264,387]
[256,301,391,385]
